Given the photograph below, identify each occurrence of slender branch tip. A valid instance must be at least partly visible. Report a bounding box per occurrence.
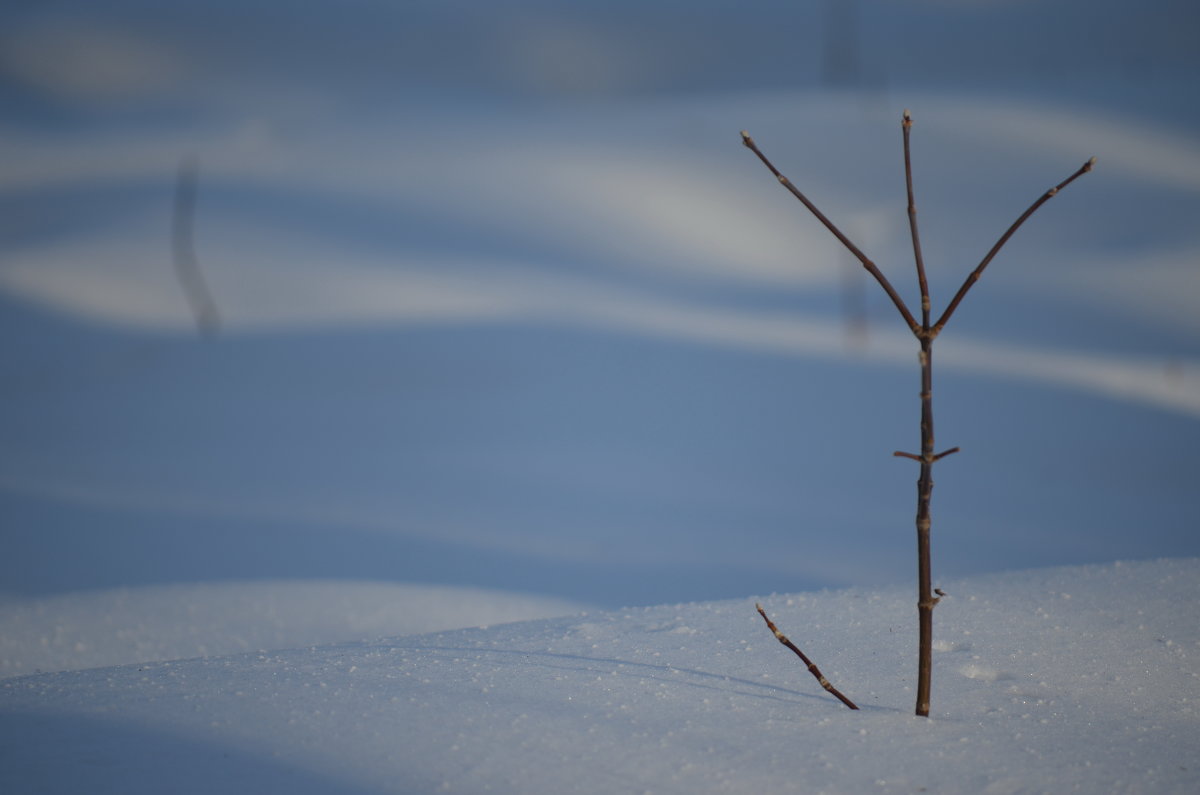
[1085,156,1096,170]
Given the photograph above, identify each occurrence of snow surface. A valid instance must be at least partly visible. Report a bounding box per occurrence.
[0,582,589,679]
[2,559,1197,794]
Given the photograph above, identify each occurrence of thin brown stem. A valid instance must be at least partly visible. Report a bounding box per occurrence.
[902,110,931,328]
[931,156,1096,338]
[756,603,859,710]
[913,337,936,717]
[742,131,920,336]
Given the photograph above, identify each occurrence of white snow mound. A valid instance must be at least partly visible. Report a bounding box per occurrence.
[1,559,1196,794]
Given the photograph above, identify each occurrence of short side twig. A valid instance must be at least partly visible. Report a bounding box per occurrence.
[893,446,959,463]
[755,603,859,710]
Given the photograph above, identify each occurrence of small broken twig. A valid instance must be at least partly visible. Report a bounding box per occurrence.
[756,603,858,710]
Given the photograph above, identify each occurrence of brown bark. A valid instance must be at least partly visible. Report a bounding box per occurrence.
[756,604,858,710]
[742,111,1092,716]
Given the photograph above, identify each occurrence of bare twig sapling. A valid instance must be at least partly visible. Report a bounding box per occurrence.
[742,111,1093,717]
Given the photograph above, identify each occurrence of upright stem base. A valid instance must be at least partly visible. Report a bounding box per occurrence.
[914,337,936,718]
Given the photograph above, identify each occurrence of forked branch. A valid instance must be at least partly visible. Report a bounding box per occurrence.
[741,131,920,336]
[894,447,960,463]
[930,156,1096,338]
[756,603,859,710]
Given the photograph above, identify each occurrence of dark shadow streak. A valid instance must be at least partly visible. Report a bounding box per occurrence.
[0,710,381,795]
[388,642,898,713]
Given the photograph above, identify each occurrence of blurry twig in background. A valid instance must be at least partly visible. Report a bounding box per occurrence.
[172,156,221,337]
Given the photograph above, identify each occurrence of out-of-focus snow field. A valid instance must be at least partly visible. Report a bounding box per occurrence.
[0,0,1198,791]
[3,91,1198,609]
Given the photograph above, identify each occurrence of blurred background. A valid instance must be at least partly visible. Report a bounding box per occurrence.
[2,0,1198,609]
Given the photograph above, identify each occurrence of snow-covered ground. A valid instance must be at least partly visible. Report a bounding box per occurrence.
[3,559,1197,794]
[0,582,588,679]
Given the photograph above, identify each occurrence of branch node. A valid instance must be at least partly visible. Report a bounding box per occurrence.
[931,156,1094,334]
